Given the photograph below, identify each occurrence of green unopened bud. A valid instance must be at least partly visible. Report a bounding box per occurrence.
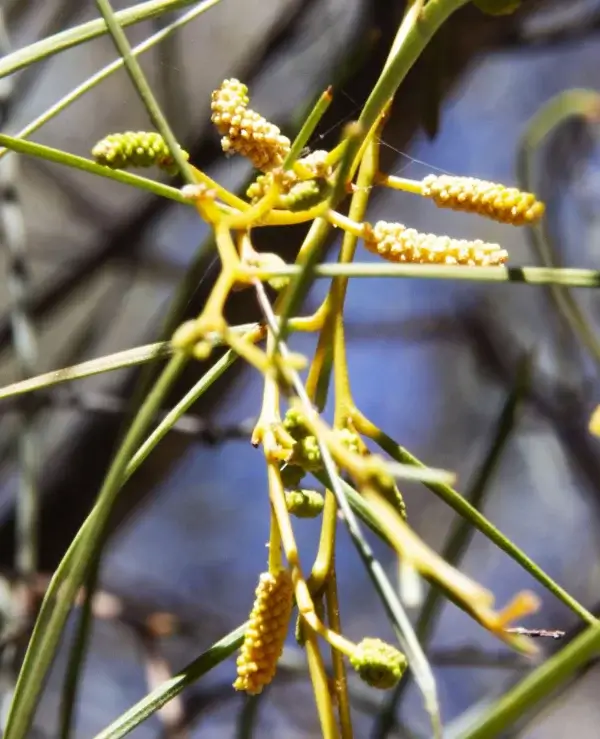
[289,435,322,471]
[335,428,363,456]
[280,464,305,488]
[279,179,330,212]
[350,638,407,689]
[285,489,325,518]
[92,131,188,174]
[283,409,311,440]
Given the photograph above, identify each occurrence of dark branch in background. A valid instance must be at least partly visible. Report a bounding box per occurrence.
[0,388,255,444]
[460,304,600,521]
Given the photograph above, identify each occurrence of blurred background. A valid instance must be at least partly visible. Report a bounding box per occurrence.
[1,0,600,736]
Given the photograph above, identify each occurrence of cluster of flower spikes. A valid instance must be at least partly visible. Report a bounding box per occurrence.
[282,408,363,472]
[421,174,545,226]
[246,149,333,211]
[211,78,291,172]
[91,131,188,175]
[364,220,509,267]
[233,568,294,695]
[281,409,407,520]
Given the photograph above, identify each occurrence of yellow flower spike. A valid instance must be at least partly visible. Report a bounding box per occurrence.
[421,174,545,226]
[363,220,509,266]
[349,638,408,690]
[91,131,188,175]
[211,78,291,172]
[233,568,294,695]
[210,78,250,133]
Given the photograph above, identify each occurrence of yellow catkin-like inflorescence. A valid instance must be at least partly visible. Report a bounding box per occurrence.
[233,569,294,695]
[91,131,188,175]
[364,221,508,266]
[211,79,291,172]
[421,174,545,225]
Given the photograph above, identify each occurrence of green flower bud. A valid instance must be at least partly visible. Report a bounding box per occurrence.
[280,464,306,488]
[289,435,322,471]
[91,131,188,174]
[283,408,311,440]
[285,489,325,518]
[350,638,408,689]
[279,179,330,212]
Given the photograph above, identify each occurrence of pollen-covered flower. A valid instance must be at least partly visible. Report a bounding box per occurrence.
[211,79,290,171]
[350,638,408,689]
[210,78,250,133]
[285,489,325,518]
[91,131,188,174]
[421,174,545,226]
[234,569,294,695]
[364,221,508,266]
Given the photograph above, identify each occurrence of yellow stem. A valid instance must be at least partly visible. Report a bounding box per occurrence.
[252,331,282,448]
[307,490,338,592]
[332,138,379,425]
[268,507,284,572]
[189,164,250,211]
[264,433,355,658]
[305,629,341,739]
[263,201,329,226]
[377,173,423,195]
[194,267,233,330]
[359,486,539,653]
[326,568,354,739]
[288,297,330,333]
[327,210,366,238]
[215,222,242,269]
[224,328,271,375]
[305,310,335,404]
[222,174,282,229]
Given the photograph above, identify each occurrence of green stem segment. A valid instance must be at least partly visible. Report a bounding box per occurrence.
[0,134,188,204]
[517,89,600,367]
[94,623,248,739]
[0,0,211,78]
[95,0,194,182]
[2,353,188,739]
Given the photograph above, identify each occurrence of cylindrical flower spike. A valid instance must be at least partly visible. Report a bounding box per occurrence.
[364,221,508,266]
[211,79,291,171]
[285,489,325,518]
[234,569,294,695]
[210,78,250,133]
[350,638,408,689]
[91,131,188,175]
[421,174,545,226]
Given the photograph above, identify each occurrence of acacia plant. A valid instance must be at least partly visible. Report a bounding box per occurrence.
[1,0,600,738]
